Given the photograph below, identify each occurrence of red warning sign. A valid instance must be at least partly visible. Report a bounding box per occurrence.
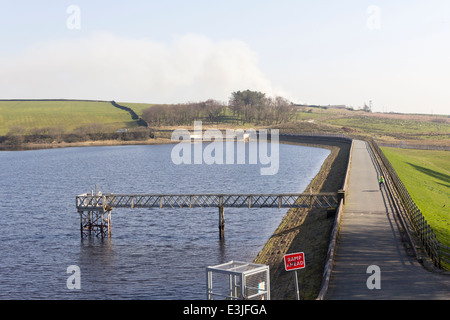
[284,252,305,271]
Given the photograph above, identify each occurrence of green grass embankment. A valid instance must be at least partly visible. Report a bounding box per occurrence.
[381,147,450,247]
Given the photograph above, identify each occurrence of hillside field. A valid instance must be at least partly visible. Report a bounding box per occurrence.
[0,100,138,135]
[293,106,450,147]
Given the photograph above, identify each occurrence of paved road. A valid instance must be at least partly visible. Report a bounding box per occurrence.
[326,140,450,300]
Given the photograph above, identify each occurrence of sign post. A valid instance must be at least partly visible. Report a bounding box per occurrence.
[293,270,300,300]
[284,252,305,300]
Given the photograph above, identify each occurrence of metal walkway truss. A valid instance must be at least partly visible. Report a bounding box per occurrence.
[76,192,339,238]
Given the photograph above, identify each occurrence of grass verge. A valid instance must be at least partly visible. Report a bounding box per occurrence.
[381,147,450,248]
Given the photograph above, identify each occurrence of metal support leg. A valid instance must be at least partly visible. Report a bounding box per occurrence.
[219,206,225,240]
[79,209,112,238]
[107,210,112,237]
[80,210,92,238]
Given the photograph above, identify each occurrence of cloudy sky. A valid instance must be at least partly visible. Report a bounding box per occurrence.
[0,1,449,115]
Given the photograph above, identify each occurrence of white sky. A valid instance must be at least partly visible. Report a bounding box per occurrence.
[0,0,449,115]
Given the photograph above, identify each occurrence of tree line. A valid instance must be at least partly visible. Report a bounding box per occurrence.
[142,99,225,126]
[141,90,296,126]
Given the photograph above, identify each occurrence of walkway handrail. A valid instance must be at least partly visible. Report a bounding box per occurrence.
[76,193,339,210]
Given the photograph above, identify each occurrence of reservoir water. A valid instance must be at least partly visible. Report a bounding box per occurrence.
[0,142,330,299]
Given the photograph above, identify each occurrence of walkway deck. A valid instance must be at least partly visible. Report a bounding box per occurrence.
[326,140,450,300]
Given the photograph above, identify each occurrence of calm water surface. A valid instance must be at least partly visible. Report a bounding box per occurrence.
[0,142,329,299]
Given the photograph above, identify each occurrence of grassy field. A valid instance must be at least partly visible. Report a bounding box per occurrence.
[0,100,138,135]
[381,147,450,247]
[325,115,450,139]
[291,106,450,146]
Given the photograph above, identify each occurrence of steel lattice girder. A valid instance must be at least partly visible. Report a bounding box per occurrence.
[76,193,339,211]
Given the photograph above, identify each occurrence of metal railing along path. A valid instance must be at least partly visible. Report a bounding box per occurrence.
[369,139,449,270]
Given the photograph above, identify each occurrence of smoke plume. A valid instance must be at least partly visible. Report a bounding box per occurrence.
[0,32,284,103]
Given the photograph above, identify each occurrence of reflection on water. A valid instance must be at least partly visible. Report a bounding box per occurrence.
[0,143,329,299]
